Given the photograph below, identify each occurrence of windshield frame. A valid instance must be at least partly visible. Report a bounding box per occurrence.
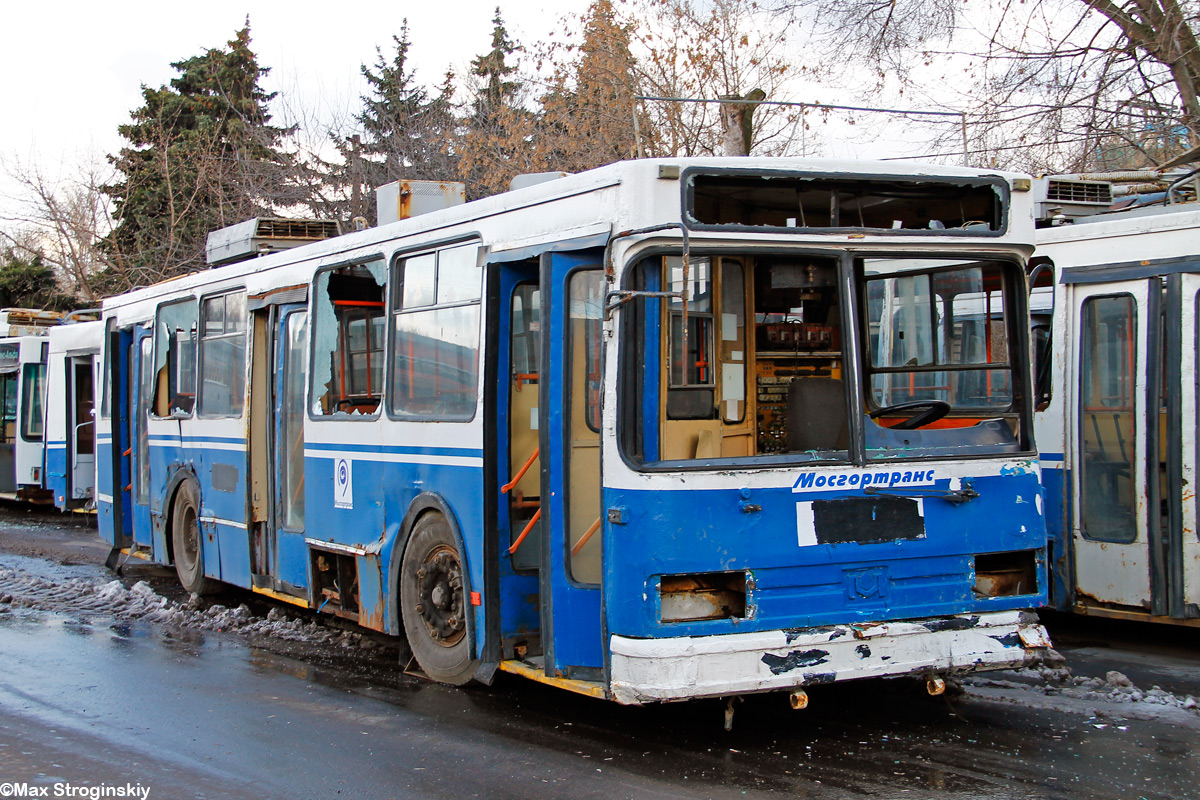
[617,245,1035,472]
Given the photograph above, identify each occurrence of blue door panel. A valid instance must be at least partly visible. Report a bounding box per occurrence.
[496,264,543,646]
[276,530,310,591]
[542,252,604,673]
[216,523,251,586]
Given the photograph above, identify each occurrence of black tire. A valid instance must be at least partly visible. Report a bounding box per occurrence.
[399,513,479,685]
[171,481,213,596]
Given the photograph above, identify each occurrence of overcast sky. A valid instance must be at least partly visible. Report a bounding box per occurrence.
[1,0,588,177]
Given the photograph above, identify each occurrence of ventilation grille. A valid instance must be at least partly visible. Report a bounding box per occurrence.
[1046,179,1113,205]
[254,218,340,241]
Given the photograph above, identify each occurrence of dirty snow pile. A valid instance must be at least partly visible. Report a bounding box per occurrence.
[969,660,1200,714]
[0,565,378,651]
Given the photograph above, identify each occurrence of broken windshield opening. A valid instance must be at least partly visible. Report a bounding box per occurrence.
[688,173,1005,233]
[620,252,1030,467]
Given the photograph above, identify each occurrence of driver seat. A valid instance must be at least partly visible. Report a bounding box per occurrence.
[786,378,848,452]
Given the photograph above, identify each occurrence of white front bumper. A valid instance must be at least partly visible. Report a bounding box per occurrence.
[609,610,1050,705]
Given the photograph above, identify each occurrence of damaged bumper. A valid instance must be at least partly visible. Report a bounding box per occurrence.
[609,610,1050,705]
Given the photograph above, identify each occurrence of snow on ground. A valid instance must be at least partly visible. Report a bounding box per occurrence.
[0,563,379,651]
[965,663,1200,717]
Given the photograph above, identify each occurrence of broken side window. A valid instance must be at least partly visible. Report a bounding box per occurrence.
[311,260,387,417]
[153,299,198,417]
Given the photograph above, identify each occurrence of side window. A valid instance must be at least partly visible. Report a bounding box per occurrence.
[311,260,387,417]
[389,243,481,419]
[20,362,45,441]
[198,291,247,417]
[1028,263,1055,410]
[666,256,715,419]
[100,318,113,419]
[153,299,198,417]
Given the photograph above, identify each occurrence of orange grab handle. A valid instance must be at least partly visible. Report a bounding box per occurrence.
[570,517,603,556]
[501,447,539,495]
[508,508,541,555]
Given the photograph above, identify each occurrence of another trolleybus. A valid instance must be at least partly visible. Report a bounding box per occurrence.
[0,308,64,502]
[94,158,1050,705]
[1032,175,1200,624]
[44,316,103,512]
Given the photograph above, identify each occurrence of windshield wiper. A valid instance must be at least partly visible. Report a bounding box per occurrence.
[863,484,979,504]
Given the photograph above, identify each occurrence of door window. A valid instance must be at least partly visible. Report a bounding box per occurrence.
[568,271,604,585]
[280,312,308,530]
[1079,294,1138,543]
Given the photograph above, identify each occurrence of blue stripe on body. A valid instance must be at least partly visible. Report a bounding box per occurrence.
[306,441,483,458]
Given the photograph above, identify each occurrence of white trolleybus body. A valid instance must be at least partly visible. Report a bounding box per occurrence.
[44,317,103,511]
[1034,175,1200,624]
[0,308,64,501]
[94,159,1050,703]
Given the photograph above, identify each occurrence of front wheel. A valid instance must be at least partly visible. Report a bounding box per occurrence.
[399,513,479,685]
[172,481,213,595]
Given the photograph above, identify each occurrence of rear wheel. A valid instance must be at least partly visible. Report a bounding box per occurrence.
[172,481,212,595]
[399,513,479,685]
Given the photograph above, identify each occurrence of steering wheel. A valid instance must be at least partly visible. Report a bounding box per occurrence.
[869,400,951,430]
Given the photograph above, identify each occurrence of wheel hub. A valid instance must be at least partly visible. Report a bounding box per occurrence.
[415,546,465,646]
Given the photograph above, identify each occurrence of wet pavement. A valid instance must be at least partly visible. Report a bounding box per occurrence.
[1,509,1199,799]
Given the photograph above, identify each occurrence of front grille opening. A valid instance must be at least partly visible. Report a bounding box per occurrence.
[660,571,747,622]
[974,550,1038,597]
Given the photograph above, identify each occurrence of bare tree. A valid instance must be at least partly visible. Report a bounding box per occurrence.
[0,155,113,303]
[632,0,799,156]
[775,0,1200,171]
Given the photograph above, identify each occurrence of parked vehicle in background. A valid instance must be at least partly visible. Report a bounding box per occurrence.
[1033,170,1200,625]
[0,308,65,502]
[44,316,103,512]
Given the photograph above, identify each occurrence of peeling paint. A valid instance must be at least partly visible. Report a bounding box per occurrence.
[990,632,1022,648]
[761,648,830,675]
[922,615,980,633]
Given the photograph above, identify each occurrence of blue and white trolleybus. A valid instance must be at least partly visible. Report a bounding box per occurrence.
[94,158,1051,704]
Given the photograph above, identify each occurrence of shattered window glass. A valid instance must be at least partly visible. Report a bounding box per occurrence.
[153,299,198,417]
[311,259,387,417]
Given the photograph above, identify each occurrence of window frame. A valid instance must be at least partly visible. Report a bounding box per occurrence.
[617,247,1034,473]
[19,361,46,442]
[151,297,199,419]
[308,258,388,421]
[386,241,483,423]
[1077,291,1139,544]
[197,289,248,419]
[859,257,1022,415]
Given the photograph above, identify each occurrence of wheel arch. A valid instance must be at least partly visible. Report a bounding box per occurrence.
[159,466,201,567]
[388,491,481,661]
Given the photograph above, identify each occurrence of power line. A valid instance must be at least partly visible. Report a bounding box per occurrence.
[633,95,970,165]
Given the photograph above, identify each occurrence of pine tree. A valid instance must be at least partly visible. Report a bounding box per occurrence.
[457,9,535,198]
[0,249,76,310]
[537,0,643,172]
[102,24,290,286]
[349,23,459,223]
[470,8,520,122]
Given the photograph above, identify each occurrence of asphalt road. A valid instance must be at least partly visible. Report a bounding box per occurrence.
[1,507,1198,800]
